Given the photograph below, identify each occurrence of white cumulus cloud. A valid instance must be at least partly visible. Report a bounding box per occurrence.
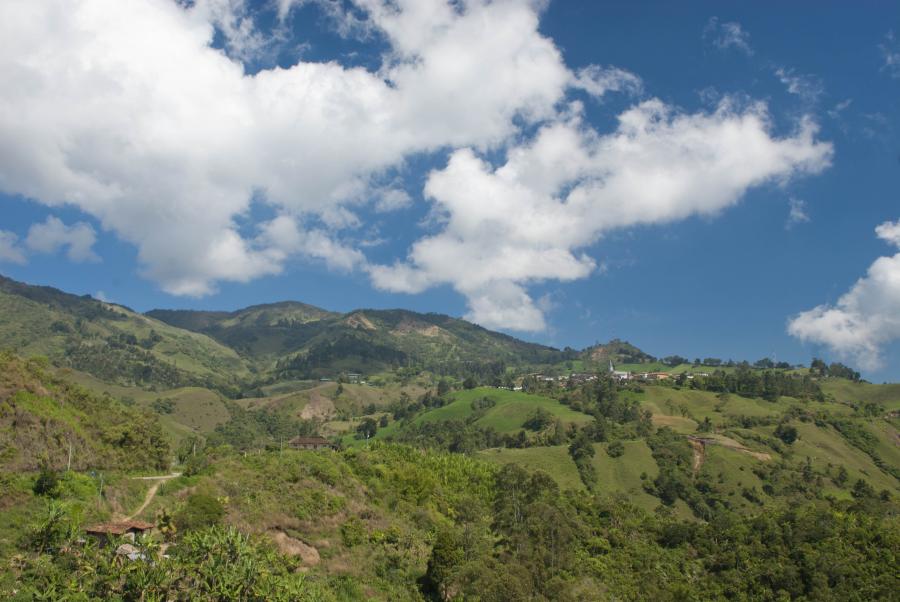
[788,219,900,370]
[0,0,833,331]
[0,0,574,296]
[371,100,832,330]
[0,231,27,265]
[25,216,99,263]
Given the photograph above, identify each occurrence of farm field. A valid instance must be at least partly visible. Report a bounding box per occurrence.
[415,387,593,433]
[821,380,900,411]
[478,439,678,515]
[789,422,898,497]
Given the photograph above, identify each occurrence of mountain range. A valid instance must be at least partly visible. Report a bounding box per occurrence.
[0,274,653,391]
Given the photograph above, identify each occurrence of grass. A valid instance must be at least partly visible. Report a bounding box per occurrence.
[788,422,898,497]
[868,420,900,473]
[478,445,583,490]
[62,369,230,444]
[415,387,593,433]
[632,386,856,434]
[821,380,900,412]
[699,445,769,514]
[592,440,660,511]
[147,387,231,434]
[476,439,661,512]
[631,387,768,433]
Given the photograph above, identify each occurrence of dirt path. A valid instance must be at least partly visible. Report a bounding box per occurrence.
[301,388,336,420]
[123,473,181,521]
[689,435,771,463]
[689,438,706,475]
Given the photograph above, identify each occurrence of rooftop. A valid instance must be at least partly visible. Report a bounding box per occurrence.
[84,520,154,535]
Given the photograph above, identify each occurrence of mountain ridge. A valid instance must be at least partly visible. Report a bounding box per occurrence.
[3,273,812,388]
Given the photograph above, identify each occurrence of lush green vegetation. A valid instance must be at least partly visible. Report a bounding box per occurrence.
[4,442,897,600]
[1,275,898,600]
[0,276,248,394]
[0,352,169,472]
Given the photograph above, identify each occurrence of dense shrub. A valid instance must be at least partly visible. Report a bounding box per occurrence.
[175,493,224,532]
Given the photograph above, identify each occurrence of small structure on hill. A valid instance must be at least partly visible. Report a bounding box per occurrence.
[289,436,333,450]
[608,361,631,381]
[84,520,154,545]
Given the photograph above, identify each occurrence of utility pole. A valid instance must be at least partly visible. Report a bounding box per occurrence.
[66,441,73,473]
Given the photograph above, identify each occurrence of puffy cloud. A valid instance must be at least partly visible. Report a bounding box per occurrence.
[0,0,572,296]
[786,197,810,229]
[25,216,99,263]
[0,0,833,329]
[788,220,900,370]
[372,100,832,330]
[704,17,753,56]
[0,231,26,265]
[191,0,271,61]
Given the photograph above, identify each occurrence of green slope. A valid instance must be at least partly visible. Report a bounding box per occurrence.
[0,352,169,471]
[821,379,900,411]
[0,275,249,390]
[415,387,593,433]
[148,304,568,374]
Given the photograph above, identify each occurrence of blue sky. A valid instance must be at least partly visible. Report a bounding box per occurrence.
[0,0,898,381]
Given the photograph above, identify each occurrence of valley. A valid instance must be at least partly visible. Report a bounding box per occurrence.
[0,275,898,600]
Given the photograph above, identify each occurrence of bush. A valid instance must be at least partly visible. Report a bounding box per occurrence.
[33,465,59,498]
[522,408,553,431]
[606,440,625,458]
[152,398,176,414]
[356,417,378,439]
[774,423,798,445]
[341,517,366,547]
[175,493,224,532]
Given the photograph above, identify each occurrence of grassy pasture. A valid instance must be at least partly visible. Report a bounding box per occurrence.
[788,422,898,497]
[821,380,900,411]
[415,387,593,433]
[478,439,664,512]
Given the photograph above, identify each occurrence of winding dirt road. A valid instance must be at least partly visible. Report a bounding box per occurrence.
[122,473,181,521]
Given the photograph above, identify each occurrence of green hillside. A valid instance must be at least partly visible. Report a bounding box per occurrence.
[821,379,900,411]
[414,387,592,433]
[0,352,169,472]
[147,301,338,360]
[478,439,662,511]
[4,440,897,601]
[0,275,898,599]
[0,275,249,392]
[149,303,568,376]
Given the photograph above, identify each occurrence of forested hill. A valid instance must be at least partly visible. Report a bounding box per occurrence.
[147,304,568,373]
[1,274,699,385]
[0,351,169,471]
[0,275,249,392]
